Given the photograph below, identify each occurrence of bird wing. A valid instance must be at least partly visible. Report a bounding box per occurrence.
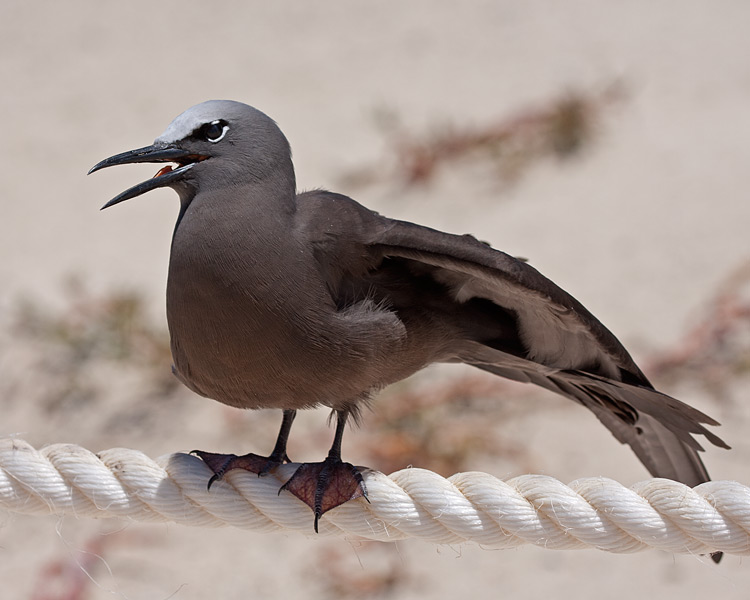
[366,217,728,485]
[370,218,641,377]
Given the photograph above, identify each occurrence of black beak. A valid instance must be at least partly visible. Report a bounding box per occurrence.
[89,144,206,210]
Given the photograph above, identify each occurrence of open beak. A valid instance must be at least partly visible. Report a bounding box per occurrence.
[88,144,208,210]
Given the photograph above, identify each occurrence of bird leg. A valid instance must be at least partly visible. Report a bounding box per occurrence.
[279,409,368,532]
[193,409,296,489]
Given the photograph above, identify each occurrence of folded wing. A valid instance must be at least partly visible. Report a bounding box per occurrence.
[368,218,727,486]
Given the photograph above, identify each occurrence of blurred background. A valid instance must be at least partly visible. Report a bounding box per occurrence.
[1,1,749,598]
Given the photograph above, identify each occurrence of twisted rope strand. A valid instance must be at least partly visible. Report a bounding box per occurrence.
[1,438,748,555]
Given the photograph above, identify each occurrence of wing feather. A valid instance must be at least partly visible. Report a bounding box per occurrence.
[367,218,727,484]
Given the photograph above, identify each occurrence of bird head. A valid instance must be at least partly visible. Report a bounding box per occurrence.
[89,100,293,209]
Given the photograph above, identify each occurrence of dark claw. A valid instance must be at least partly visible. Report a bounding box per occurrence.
[279,457,368,532]
[192,450,288,489]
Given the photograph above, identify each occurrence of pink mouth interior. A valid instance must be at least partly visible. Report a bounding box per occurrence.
[153,165,174,178]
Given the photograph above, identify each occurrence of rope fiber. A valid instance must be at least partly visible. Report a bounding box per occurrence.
[1,438,748,555]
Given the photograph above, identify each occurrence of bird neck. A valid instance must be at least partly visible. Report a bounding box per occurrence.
[262,166,297,210]
[173,162,298,234]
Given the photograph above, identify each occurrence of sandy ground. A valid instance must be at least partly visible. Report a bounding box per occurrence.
[1,1,749,598]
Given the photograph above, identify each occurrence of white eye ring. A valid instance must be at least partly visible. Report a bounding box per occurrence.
[206,120,229,143]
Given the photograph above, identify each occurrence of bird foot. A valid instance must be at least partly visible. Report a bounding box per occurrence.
[192,450,288,489]
[280,457,368,532]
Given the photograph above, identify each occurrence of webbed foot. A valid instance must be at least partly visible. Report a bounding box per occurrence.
[280,456,368,531]
[192,450,289,489]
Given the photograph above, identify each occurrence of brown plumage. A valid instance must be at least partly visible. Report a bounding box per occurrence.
[90,100,728,536]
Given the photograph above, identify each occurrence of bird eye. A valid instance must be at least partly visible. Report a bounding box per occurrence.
[200,120,229,143]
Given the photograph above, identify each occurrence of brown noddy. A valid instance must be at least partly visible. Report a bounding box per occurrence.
[90,100,728,539]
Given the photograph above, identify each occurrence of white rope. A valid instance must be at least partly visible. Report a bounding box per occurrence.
[1,438,748,555]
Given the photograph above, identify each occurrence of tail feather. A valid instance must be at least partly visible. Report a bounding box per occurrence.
[458,342,726,487]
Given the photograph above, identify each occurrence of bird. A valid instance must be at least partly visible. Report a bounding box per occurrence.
[90,99,728,534]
